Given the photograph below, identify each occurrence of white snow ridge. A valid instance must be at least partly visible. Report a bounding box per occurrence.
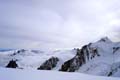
[0,37,120,80]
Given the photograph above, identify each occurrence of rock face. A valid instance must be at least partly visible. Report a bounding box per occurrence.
[6,60,18,68]
[59,48,85,72]
[37,57,59,70]
[60,44,100,72]
[113,47,120,54]
[98,37,112,43]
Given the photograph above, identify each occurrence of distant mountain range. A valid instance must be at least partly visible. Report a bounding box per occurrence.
[0,49,15,52]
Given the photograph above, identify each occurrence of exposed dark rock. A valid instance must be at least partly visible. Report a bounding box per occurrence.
[6,60,18,68]
[113,47,120,54]
[11,49,26,56]
[60,44,100,72]
[59,48,86,72]
[98,37,111,42]
[37,57,59,70]
[59,59,73,72]
[108,71,113,76]
[31,50,44,54]
[107,62,120,77]
[100,38,106,42]
[17,49,26,53]
[90,48,100,59]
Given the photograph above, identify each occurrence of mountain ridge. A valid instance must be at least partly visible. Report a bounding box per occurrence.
[0,37,120,77]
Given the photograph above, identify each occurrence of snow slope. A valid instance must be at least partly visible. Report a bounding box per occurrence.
[0,37,120,78]
[76,37,120,77]
[0,68,119,80]
[0,49,76,69]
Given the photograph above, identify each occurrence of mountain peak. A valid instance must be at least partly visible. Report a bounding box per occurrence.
[98,37,112,43]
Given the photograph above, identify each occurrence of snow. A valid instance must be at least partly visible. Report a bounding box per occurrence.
[0,49,76,69]
[76,38,120,77]
[0,68,119,80]
[0,37,120,78]
[113,69,120,77]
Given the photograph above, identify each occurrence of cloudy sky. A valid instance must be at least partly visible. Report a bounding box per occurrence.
[0,0,120,50]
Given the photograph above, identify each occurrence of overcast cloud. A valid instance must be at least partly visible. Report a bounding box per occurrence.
[0,0,120,50]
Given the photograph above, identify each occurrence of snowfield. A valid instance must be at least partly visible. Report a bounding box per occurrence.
[0,49,76,69]
[0,37,120,79]
[0,68,119,80]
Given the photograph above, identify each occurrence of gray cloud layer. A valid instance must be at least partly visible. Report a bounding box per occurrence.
[0,0,120,50]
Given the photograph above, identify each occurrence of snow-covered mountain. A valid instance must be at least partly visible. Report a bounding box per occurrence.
[0,37,120,78]
[59,37,120,77]
[0,49,76,70]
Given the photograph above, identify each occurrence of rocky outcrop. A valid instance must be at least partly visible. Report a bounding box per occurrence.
[37,57,59,70]
[59,48,85,72]
[6,60,18,68]
[107,62,120,77]
[113,47,120,54]
[59,58,74,72]
[98,37,112,43]
[11,49,26,56]
[60,44,100,72]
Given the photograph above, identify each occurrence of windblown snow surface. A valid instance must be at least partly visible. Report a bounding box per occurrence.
[0,68,119,80]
